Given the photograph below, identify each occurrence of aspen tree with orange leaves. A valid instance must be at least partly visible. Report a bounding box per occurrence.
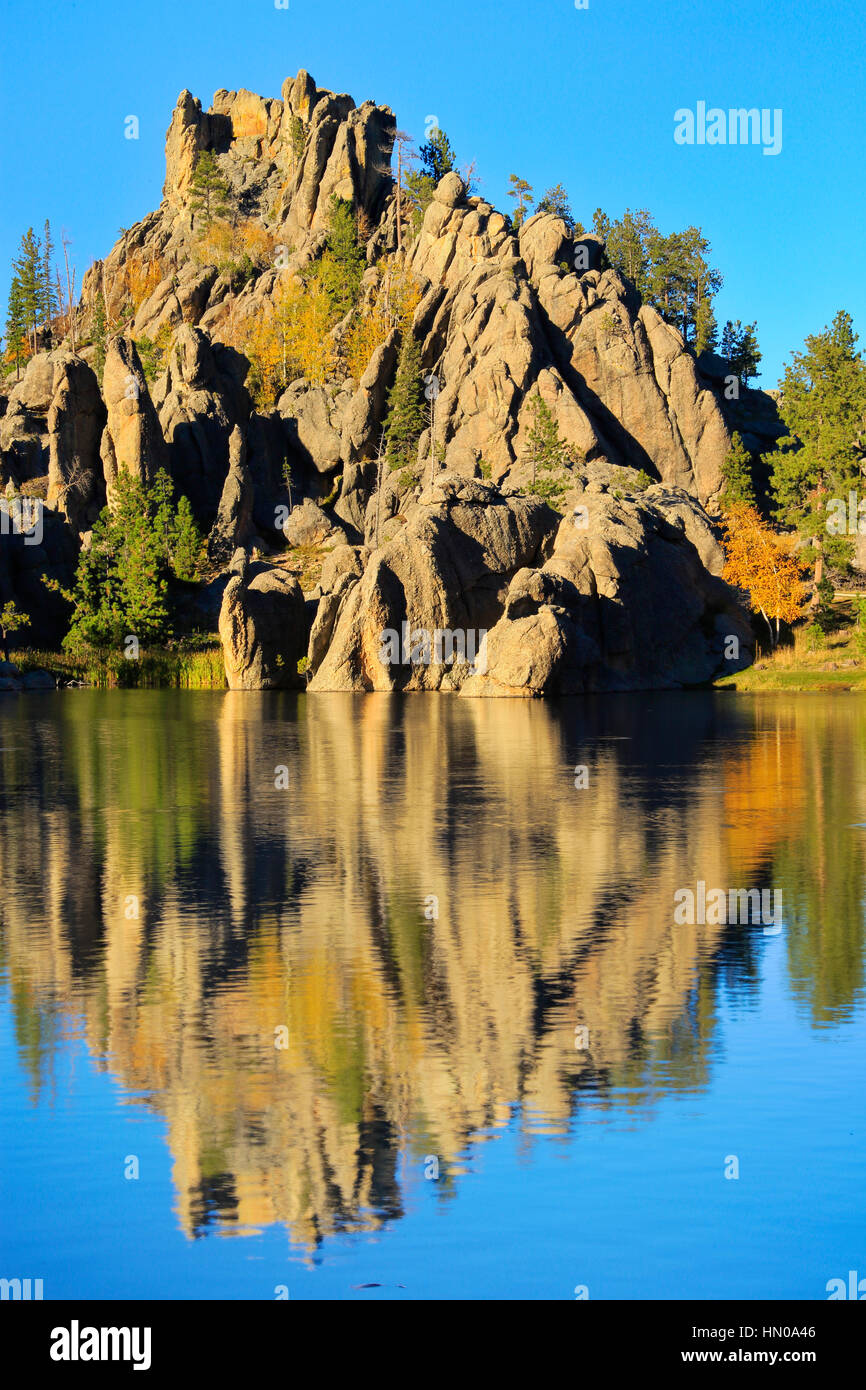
[721,502,807,649]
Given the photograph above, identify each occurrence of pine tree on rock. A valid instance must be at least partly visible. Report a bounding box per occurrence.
[189,150,231,229]
[384,332,426,478]
[508,175,534,228]
[535,184,577,232]
[12,228,43,355]
[5,272,28,378]
[419,128,455,183]
[41,219,59,345]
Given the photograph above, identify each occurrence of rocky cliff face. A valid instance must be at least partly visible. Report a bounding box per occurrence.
[0,68,763,686]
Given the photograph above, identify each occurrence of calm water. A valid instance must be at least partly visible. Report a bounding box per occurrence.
[0,690,864,1300]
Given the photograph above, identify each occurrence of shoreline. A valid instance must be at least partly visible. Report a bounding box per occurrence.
[5,651,866,696]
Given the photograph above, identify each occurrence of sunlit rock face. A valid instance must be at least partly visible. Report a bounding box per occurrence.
[0,68,771,689]
[304,473,753,694]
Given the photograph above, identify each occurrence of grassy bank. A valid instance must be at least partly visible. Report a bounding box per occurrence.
[14,643,227,689]
[716,595,866,692]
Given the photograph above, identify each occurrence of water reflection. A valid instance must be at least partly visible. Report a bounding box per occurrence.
[1,691,864,1251]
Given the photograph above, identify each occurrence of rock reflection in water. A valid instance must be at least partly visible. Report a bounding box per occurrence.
[1,690,863,1253]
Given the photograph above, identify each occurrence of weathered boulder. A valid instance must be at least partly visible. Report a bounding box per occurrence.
[306,544,367,672]
[207,425,254,566]
[339,329,399,466]
[154,325,249,525]
[460,488,753,696]
[0,399,46,484]
[307,472,558,691]
[47,353,106,530]
[218,557,308,689]
[282,496,347,548]
[8,353,56,415]
[100,336,168,493]
[279,382,346,474]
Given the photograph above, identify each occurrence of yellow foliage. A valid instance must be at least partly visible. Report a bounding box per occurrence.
[193,220,234,270]
[243,275,338,406]
[193,217,276,273]
[237,220,275,266]
[125,254,163,312]
[346,304,391,382]
[345,256,421,381]
[722,503,807,640]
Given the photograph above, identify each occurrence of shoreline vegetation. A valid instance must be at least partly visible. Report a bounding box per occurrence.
[11,641,226,689]
[717,594,866,692]
[7,592,866,694]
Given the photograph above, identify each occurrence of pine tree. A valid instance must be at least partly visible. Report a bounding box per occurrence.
[508,175,534,228]
[535,184,575,231]
[524,391,574,499]
[605,208,655,297]
[719,432,756,510]
[189,150,231,228]
[13,228,43,355]
[721,320,762,383]
[41,219,59,343]
[315,196,365,316]
[5,273,28,378]
[289,115,306,172]
[419,128,455,183]
[771,310,866,597]
[384,332,426,476]
[592,208,612,242]
[170,495,204,581]
[695,296,718,354]
[0,600,30,661]
[55,470,203,651]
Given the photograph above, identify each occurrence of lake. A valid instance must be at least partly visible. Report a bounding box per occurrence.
[0,690,864,1300]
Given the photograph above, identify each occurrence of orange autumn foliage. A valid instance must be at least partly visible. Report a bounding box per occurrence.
[721,503,807,645]
[124,253,163,312]
[345,256,421,381]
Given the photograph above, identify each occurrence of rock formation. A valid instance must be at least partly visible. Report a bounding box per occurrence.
[302,473,752,694]
[0,67,768,691]
[218,551,308,689]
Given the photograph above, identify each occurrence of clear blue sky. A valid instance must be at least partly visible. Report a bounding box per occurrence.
[1,0,863,386]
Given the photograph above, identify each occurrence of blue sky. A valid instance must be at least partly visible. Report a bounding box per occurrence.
[1,0,863,386]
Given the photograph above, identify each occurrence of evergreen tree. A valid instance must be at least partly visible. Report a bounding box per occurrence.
[170,495,204,582]
[695,296,718,354]
[189,150,231,228]
[404,169,436,229]
[719,432,756,510]
[419,127,455,183]
[404,127,458,230]
[12,228,43,354]
[288,115,306,171]
[384,332,426,475]
[536,184,576,231]
[592,208,612,242]
[508,175,534,228]
[771,310,866,595]
[0,600,30,661]
[524,391,574,498]
[54,470,202,650]
[315,196,365,316]
[5,273,28,378]
[41,219,59,343]
[605,208,655,297]
[721,319,762,383]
